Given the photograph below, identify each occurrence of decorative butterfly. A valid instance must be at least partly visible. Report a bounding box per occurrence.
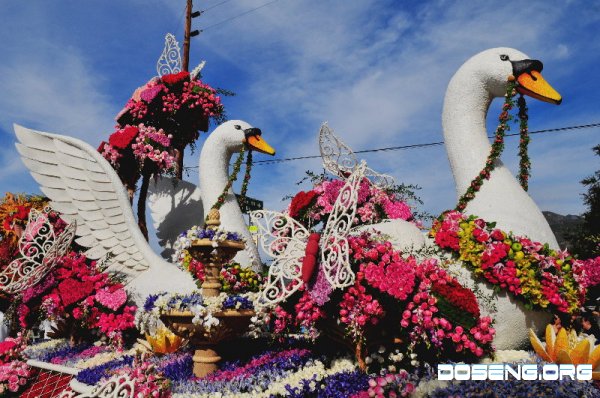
[319,122,396,190]
[0,207,76,294]
[156,33,205,79]
[250,162,366,305]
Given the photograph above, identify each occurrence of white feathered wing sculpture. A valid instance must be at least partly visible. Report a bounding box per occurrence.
[14,124,197,302]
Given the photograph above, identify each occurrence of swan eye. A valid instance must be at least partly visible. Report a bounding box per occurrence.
[500,54,510,61]
[234,125,242,130]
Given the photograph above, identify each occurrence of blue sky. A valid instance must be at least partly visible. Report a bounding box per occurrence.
[1,0,599,233]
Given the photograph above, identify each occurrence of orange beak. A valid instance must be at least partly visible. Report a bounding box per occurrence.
[516,70,562,105]
[245,134,276,155]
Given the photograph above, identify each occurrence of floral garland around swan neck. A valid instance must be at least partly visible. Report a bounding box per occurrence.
[455,78,530,212]
[207,146,253,219]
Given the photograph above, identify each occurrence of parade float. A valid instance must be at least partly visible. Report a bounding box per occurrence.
[0,27,599,398]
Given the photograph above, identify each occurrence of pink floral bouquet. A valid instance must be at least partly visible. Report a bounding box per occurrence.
[269,233,495,370]
[15,252,137,346]
[287,177,414,227]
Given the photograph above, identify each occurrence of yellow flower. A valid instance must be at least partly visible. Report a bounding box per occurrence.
[530,325,600,379]
[144,327,185,355]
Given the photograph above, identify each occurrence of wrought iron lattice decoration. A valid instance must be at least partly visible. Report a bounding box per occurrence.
[156,33,182,77]
[58,374,135,398]
[318,122,396,189]
[0,207,76,294]
[250,162,366,305]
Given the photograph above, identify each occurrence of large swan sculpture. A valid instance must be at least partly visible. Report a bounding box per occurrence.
[320,48,563,349]
[443,47,561,247]
[440,47,562,349]
[14,120,275,302]
[147,121,275,270]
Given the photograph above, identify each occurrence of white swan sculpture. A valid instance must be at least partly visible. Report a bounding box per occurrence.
[320,48,563,349]
[444,47,561,247]
[439,47,564,349]
[14,120,275,302]
[147,121,275,270]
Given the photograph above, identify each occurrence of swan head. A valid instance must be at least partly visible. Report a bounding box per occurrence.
[214,120,276,156]
[465,47,562,105]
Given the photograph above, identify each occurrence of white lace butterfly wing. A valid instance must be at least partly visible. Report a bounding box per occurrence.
[318,122,396,189]
[319,162,366,289]
[250,210,309,304]
[0,208,76,294]
[156,33,182,77]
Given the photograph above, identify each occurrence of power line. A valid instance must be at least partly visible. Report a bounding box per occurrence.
[181,122,600,171]
[203,0,235,12]
[201,0,281,31]
[254,122,600,165]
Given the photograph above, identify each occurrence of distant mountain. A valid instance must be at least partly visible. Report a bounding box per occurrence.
[542,211,584,250]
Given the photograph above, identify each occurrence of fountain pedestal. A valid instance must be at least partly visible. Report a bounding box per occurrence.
[161,209,255,377]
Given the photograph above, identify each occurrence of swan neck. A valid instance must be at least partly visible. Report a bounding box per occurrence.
[199,138,236,208]
[442,75,494,196]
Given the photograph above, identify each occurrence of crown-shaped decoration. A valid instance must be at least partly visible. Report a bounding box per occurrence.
[0,207,76,294]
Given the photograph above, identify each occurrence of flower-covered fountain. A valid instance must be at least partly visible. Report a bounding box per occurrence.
[161,208,255,377]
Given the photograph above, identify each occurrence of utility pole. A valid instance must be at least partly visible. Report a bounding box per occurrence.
[182,0,193,72]
[177,0,201,179]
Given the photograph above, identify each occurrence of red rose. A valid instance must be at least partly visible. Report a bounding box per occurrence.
[97,141,107,153]
[161,71,190,86]
[289,190,318,218]
[109,126,139,149]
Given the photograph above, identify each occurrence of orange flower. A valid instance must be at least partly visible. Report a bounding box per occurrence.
[530,324,600,379]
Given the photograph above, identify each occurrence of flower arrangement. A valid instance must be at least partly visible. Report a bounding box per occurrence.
[100,124,176,174]
[0,359,32,395]
[0,193,51,271]
[97,68,228,240]
[431,211,587,314]
[9,251,137,346]
[287,177,414,228]
[171,349,359,398]
[172,225,246,286]
[267,233,495,370]
[115,71,225,143]
[219,262,264,293]
[0,333,31,395]
[113,355,172,398]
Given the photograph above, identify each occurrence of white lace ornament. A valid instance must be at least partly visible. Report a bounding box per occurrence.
[58,374,135,398]
[250,162,366,305]
[319,122,396,189]
[0,207,76,294]
[156,33,182,77]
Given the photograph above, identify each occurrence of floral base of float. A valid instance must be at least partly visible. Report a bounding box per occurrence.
[161,208,255,377]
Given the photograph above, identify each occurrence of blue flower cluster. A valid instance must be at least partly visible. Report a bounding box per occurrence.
[143,293,166,312]
[171,350,313,395]
[22,340,72,361]
[179,228,243,242]
[285,370,369,398]
[75,356,134,385]
[36,343,91,363]
[170,292,204,310]
[156,352,193,382]
[222,295,253,310]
